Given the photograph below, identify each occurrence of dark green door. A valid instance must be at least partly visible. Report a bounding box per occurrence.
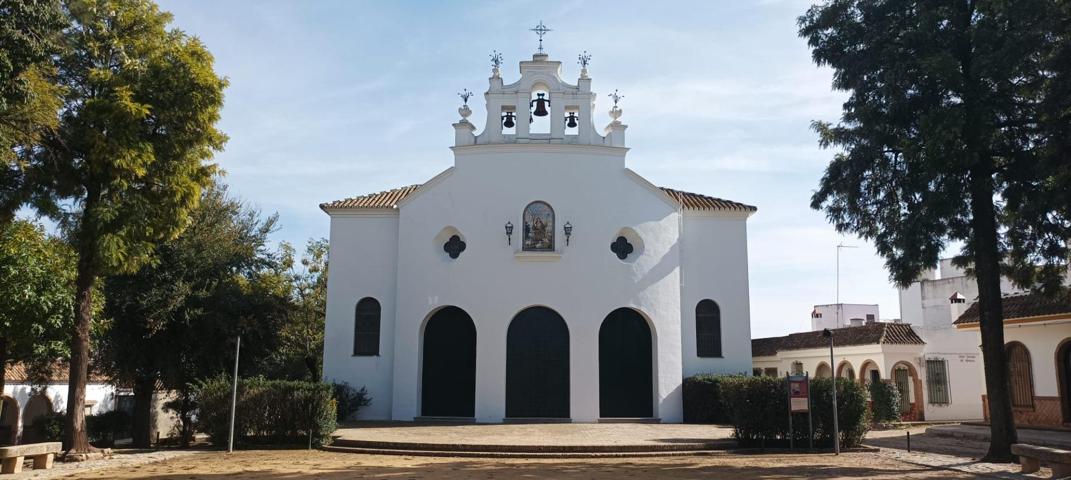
[421,306,477,417]
[506,307,570,418]
[599,308,653,418]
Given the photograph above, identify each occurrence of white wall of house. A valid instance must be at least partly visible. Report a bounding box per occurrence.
[2,383,116,440]
[810,304,880,332]
[974,319,1071,398]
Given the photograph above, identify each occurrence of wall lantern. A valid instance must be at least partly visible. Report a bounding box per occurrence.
[564,222,573,245]
[505,221,514,245]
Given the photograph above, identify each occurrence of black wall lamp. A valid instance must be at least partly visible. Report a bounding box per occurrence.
[505,221,514,245]
[564,222,573,246]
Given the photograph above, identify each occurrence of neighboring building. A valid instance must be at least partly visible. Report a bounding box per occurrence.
[320,42,756,423]
[954,292,1071,429]
[810,303,880,331]
[1,363,176,446]
[898,259,1020,421]
[751,322,928,420]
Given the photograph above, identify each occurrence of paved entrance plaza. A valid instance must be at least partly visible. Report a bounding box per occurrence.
[329,421,736,455]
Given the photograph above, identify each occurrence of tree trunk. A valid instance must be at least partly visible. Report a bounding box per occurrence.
[63,257,95,453]
[131,376,155,448]
[0,337,7,425]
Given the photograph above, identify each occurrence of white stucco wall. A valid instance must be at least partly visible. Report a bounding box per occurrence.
[2,383,116,440]
[971,319,1071,398]
[680,213,752,377]
[321,213,399,420]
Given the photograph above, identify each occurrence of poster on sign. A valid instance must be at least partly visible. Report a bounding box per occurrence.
[789,375,809,412]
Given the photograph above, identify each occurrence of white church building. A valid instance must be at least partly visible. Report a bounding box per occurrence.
[320,33,756,423]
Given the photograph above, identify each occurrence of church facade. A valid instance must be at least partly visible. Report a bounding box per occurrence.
[320,42,756,423]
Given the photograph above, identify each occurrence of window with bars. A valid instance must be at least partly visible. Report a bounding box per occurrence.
[353,297,381,356]
[1006,342,1035,408]
[695,299,722,357]
[925,359,951,405]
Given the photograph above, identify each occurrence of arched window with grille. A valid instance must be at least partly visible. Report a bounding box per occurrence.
[696,299,722,357]
[354,297,381,356]
[1006,342,1035,408]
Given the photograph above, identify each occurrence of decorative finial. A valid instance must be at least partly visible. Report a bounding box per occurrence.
[578,51,591,79]
[608,89,624,122]
[457,89,473,121]
[530,21,552,54]
[608,89,624,106]
[490,50,503,69]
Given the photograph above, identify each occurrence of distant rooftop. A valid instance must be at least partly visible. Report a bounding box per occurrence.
[752,322,925,357]
[954,292,1071,325]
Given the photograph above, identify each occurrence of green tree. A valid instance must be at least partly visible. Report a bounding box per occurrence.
[30,0,226,451]
[799,0,1071,461]
[100,184,286,447]
[0,220,74,401]
[0,0,67,221]
[278,238,328,381]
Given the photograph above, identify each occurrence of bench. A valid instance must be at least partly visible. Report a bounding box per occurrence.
[0,442,62,474]
[1012,443,1071,479]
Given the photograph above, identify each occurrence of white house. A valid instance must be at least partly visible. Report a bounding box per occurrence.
[752,322,929,421]
[954,292,1071,428]
[320,41,756,423]
[810,303,880,332]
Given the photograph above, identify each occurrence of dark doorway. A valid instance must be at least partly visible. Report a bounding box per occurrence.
[599,308,653,418]
[506,306,570,418]
[1059,339,1071,423]
[421,306,477,417]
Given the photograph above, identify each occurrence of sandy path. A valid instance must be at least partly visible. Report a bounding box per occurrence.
[59,449,978,479]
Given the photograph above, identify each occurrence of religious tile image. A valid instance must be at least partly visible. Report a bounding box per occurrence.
[523,201,554,251]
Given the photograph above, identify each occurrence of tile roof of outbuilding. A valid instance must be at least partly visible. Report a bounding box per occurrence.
[3,362,111,384]
[953,292,1071,325]
[751,322,925,357]
[320,184,757,213]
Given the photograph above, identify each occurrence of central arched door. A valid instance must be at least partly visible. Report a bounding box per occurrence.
[506,306,570,418]
[421,306,477,417]
[599,308,653,418]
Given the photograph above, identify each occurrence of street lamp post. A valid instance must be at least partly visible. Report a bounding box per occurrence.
[822,328,840,455]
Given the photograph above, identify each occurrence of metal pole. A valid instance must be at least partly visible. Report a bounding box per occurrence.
[807,372,814,451]
[228,335,241,453]
[829,335,840,455]
[787,372,793,451]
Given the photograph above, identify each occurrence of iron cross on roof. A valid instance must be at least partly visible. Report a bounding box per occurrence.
[531,21,552,53]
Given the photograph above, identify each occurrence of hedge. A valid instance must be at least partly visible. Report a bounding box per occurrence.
[682,374,733,423]
[719,376,869,448]
[192,376,337,447]
[868,380,902,425]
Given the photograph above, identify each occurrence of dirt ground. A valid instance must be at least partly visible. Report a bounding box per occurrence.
[55,449,978,480]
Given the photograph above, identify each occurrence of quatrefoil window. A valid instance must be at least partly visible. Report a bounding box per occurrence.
[610,236,634,260]
[444,235,466,259]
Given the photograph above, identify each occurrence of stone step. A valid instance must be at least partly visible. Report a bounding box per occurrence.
[329,438,733,453]
[322,445,731,459]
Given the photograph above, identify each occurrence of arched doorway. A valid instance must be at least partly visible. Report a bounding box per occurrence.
[599,308,653,418]
[20,394,53,444]
[891,361,925,421]
[0,396,18,446]
[1057,338,1071,423]
[506,306,570,418]
[815,362,832,378]
[837,361,855,381]
[421,306,477,418]
[860,360,881,384]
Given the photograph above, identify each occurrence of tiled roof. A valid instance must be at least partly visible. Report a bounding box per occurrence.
[319,185,422,210]
[320,184,756,213]
[3,362,111,384]
[751,322,925,357]
[953,292,1071,325]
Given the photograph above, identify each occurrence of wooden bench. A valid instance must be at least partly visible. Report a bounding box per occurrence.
[1012,443,1071,479]
[0,442,62,474]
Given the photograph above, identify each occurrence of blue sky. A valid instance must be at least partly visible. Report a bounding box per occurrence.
[153,0,904,338]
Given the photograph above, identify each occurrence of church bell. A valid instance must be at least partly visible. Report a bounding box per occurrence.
[565,112,578,128]
[502,111,516,128]
[530,92,550,117]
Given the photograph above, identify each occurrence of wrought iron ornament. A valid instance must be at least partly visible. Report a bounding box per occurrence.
[444,235,466,259]
[458,89,472,106]
[578,51,591,68]
[490,50,503,69]
[531,21,552,53]
[608,89,624,106]
[611,236,634,260]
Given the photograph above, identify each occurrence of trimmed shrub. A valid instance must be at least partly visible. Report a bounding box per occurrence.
[721,376,869,448]
[682,374,733,424]
[192,376,337,447]
[28,412,64,442]
[86,410,131,446]
[332,382,372,423]
[867,380,902,425]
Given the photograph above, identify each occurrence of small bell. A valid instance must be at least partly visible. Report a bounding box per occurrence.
[565,112,578,128]
[502,111,516,128]
[530,92,550,117]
